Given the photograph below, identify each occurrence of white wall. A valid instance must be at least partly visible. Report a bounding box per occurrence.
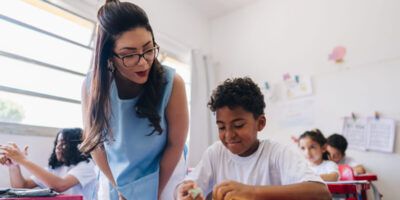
[130,0,211,55]
[55,0,211,59]
[210,0,400,199]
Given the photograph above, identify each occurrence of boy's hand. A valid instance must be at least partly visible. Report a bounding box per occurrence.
[0,143,29,165]
[177,180,205,200]
[212,180,256,200]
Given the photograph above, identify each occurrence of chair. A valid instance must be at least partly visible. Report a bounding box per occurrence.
[339,164,356,181]
[338,165,382,200]
[337,165,358,200]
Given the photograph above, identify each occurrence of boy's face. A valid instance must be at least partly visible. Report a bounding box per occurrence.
[216,106,266,157]
[326,145,344,163]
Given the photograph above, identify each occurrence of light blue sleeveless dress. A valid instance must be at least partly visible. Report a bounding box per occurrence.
[104,66,175,199]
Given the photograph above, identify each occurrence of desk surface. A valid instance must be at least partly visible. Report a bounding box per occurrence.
[326,180,371,198]
[354,173,378,181]
[0,195,82,200]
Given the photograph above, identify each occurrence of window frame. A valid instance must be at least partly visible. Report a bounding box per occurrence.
[0,0,95,136]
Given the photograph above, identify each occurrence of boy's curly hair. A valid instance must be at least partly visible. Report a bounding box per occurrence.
[208,77,265,118]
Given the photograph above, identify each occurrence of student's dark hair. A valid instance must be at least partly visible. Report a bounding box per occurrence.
[80,0,165,154]
[49,128,91,169]
[327,133,348,156]
[208,77,265,118]
[299,129,329,160]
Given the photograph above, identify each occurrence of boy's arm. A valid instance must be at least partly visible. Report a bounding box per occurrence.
[212,181,331,200]
[253,182,331,200]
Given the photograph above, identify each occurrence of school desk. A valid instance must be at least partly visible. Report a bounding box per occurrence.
[326,180,370,200]
[0,194,82,200]
[354,173,378,182]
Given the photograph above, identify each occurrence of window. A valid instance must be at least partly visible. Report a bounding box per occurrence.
[0,0,95,129]
[161,56,191,103]
[161,55,192,147]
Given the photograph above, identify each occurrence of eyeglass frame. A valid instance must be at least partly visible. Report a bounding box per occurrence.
[113,45,160,68]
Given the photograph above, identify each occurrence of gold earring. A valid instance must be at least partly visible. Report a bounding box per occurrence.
[107,60,115,73]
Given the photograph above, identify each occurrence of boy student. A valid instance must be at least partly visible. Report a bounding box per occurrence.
[326,134,366,175]
[177,77,330,200]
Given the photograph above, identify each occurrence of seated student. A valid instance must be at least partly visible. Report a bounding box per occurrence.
[298,129,339,182]
[177,77,330,200]
[326,133,366,175]
[0,128,97,200]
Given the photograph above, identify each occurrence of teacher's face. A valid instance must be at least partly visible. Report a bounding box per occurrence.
[112,27,155,85]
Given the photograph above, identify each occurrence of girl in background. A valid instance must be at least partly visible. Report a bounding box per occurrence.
[298,129,339,181]
[0,128,97,200]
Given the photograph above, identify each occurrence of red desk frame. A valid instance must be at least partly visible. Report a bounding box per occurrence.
[354,174,378,181]
[327,180,370,200]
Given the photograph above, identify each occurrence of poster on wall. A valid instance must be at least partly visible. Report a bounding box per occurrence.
[263,81,281,103]
[283,73,313,99]
[342,116,396,153]
[275,98,315,128]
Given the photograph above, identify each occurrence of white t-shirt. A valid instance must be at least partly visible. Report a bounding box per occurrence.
[338,156,359,167]
[31,159,97,200]
[309,160,339,176]
[186,140,323,195]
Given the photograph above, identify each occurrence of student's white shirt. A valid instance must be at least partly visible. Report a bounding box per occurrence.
[31,159,97,200]
[186,140,323,195]
[338,156,359,167]
[309,160,339,176]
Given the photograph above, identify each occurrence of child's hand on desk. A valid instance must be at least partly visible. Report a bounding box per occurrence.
[212,180,256,200]
[177,180,205,200]
[0,143,29,166]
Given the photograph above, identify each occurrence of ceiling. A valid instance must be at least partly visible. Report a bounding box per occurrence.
[71,0,260,20]
[186,0,260,19]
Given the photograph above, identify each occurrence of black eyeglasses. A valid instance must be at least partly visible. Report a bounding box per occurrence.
[113,45,159,68]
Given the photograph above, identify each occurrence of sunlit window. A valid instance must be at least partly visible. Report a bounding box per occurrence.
[161,56,191,103]
[0,0,95,128]
[161,55,192,147]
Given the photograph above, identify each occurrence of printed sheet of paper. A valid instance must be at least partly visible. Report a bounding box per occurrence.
[342,117,368,150]
[342,117,396,153]
[366,117,396,153]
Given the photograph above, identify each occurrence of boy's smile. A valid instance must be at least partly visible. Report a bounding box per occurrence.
[216,106,265,157]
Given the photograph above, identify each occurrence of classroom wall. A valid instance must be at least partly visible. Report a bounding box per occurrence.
[209,0,400,199]
[55,0,211,56]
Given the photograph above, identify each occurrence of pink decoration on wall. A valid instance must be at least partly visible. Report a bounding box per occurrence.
[329,46,346,62]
